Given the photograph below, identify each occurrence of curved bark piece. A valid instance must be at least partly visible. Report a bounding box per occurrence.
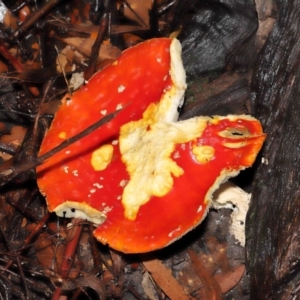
[247,1,300,298]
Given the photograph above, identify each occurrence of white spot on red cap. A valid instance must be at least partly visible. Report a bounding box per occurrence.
[100,110,107,115]
[103,206,113,214]
[66,97,72,106]
[118,85,125,93]
[93,183,104,189]
[116,103,123,110]
[197,205,203,213]
[173,151,180,159]
[168,227,181,238]
[112,140,118,145]
[119,180,127,187]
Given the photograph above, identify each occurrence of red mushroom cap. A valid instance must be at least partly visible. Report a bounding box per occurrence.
[37,38,265,253]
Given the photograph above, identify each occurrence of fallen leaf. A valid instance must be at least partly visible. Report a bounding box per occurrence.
[56,45,75,73]
[142,257,190,300]
[188,249,223,300]
[214,264,245,293]
[61,275,106,299]
[26,223,65,273]
[62,38,121,61]
[0,125,27,146]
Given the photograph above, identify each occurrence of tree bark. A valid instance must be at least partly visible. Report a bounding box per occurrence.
[247,0,300,298]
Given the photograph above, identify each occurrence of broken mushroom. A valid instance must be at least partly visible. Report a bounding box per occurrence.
[37,38,265,253]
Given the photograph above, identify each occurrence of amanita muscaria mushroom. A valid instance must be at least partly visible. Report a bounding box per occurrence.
[37,38,266,253]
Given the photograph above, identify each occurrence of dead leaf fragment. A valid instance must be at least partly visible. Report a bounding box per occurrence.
[142,257,190,300]
[26,223,65,273]
[56,45,75,73]
[62,38,121,61]
[62,275,106,299]
[188,249,223,300]
[214,264,245,293]
[1,125,27,146]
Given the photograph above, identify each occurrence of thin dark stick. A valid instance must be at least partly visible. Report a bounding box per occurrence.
[13,0,65,39]
[0,142,17,155]
[0,108,122,187]
[89,225,103,275]
[85,0,110,80]
[0,39,38,96]
[123,0,148,27]
[0,227,30,299]
[52,219,83,300]
[36,108,120,166]
[0,39,23,72]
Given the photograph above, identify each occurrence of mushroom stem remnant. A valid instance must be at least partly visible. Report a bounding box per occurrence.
[37,38,265,253]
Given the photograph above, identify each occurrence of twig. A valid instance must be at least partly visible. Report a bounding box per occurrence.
[52,218,83,300]
[0,142,18,155]
[3,212,49,277]
[142,255,189,300]
[0,38,39,96]
[0,108,122,187]
[0,38,39,97]
[0,38,23,72]
[85,0,110,80]
[187,249,223,300]
[0,227,30,299]
[13,0,65,39]
[23,212,51,248]
[0,272,26,300]
[89,225,103,275]
[123,0,148,27]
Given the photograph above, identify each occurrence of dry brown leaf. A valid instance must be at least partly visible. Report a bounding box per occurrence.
[0,125,27,146]
[62,38,121,61]
[47,220,68,240]
[26,223,65,273]
[0,60,8,73]
[18,5,31,23]
[142,257,190,300]
[123,33,143,47]
[62,275,106,299]
[40,100,62,115]
[3,11,17,29]
[197,236,229,273]
[214,264,245,293]
[188,249,223,300]
[48,20,147,35]
[0,124,27,163]
[56,45,75,73]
